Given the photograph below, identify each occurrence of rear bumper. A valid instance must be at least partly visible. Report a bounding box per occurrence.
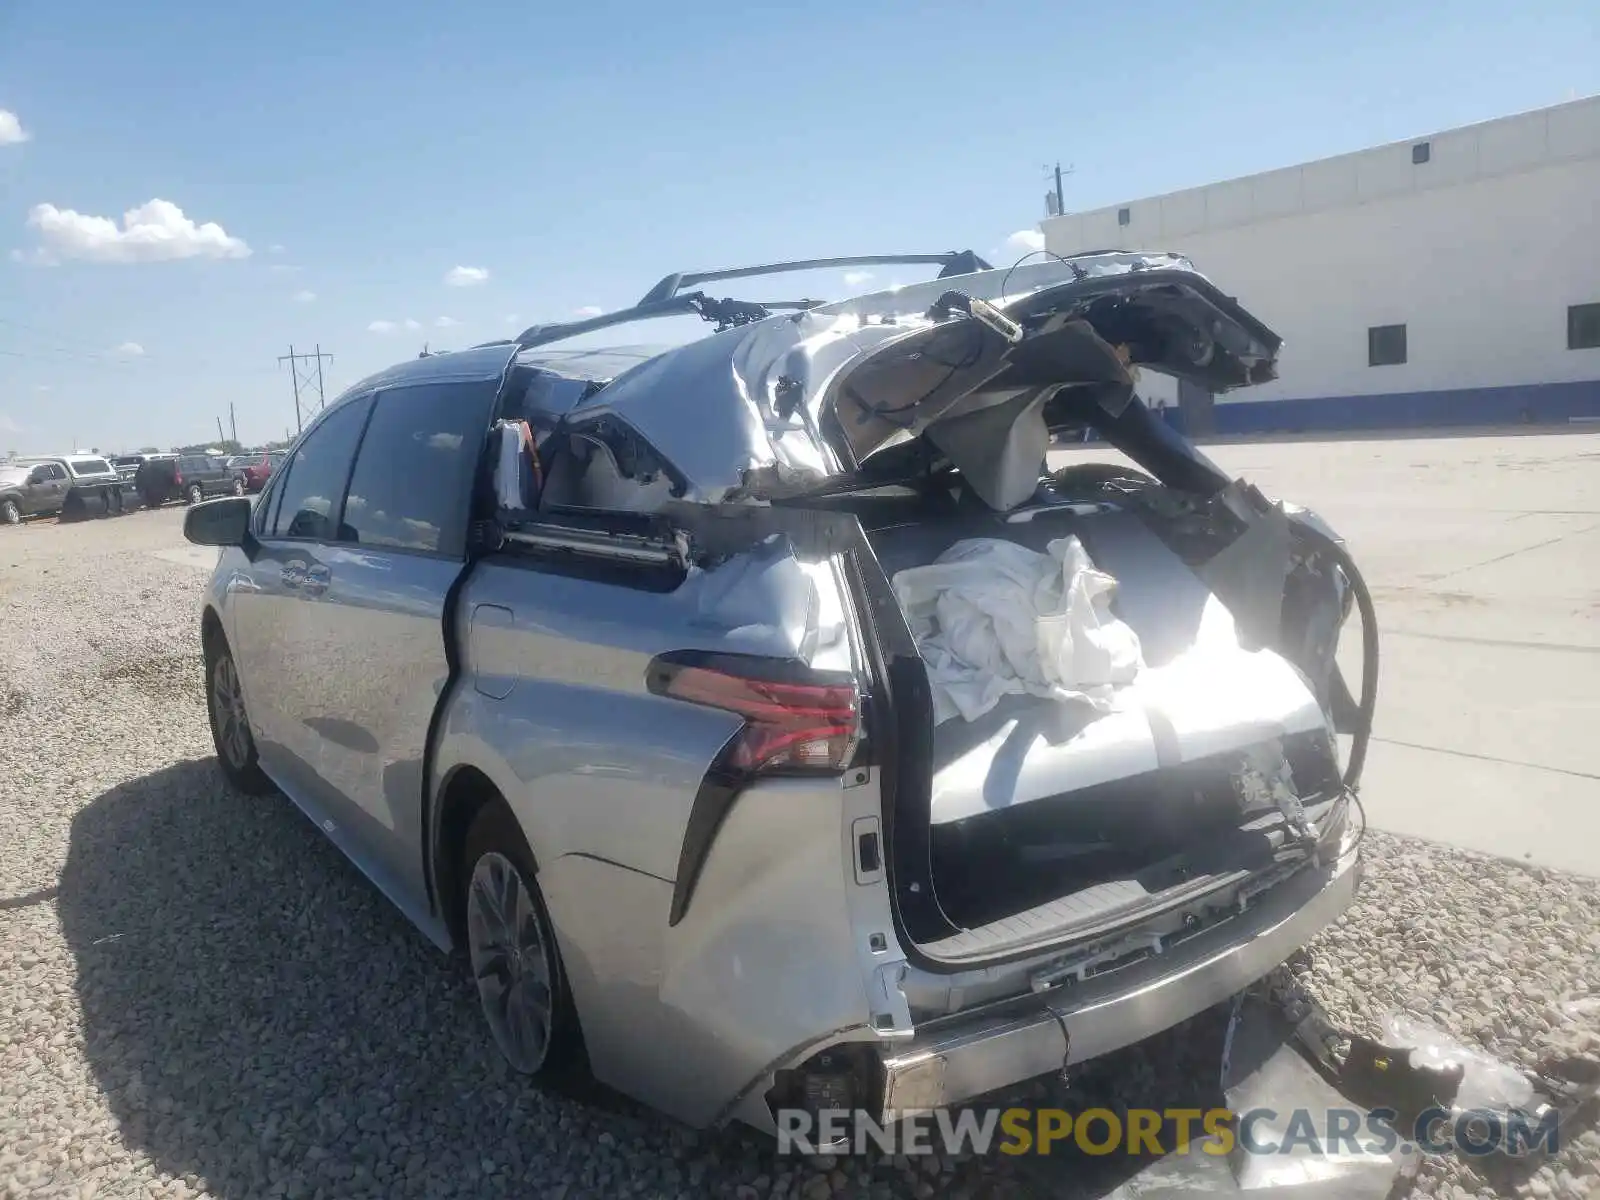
[878,845,1362,1117]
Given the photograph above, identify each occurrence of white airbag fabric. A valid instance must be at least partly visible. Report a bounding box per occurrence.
[892,536,1144,725]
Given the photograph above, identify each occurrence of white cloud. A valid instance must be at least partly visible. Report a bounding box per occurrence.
[114,341,145,356]
[268,244,286,255]
[503,313,521,327]
[574,305,603,318]
[268,263,300,274]
[435,316,459,328]
[25,199,251,264]
[404,318,422,331]
[0,110,29,146]
[843,270,874,287]
[368,320,396,334]
[292,289,316,303]
[1002,228,1046,258]
[445,265,488,287]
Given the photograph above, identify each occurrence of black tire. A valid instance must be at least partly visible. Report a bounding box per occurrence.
[232,476,246,496]
[187,483,204,505]
[203,627,274,795]
[460,802,584,1080]
[0,499,19,526]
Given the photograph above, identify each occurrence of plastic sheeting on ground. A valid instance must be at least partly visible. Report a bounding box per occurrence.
[891,535,1145,726]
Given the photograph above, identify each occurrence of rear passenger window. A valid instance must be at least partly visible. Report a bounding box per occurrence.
[340,382,494,558]
[268,397,373,540]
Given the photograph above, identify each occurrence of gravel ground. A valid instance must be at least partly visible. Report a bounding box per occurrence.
[1,508,1597,1199]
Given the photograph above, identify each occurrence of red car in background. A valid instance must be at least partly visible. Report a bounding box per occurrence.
[229,450,287,494]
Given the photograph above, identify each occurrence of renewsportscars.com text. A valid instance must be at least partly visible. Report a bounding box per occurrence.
[777,1106,1561,1159]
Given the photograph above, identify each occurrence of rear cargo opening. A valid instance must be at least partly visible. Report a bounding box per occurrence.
[854,477,1348,964]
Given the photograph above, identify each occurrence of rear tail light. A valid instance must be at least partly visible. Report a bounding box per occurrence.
[647,654,862,777]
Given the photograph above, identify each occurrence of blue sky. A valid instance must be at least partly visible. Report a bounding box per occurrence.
[1,0,1595,452]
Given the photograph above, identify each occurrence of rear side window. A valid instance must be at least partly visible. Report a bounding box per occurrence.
[268,397,373,540]
[340,382,495,558]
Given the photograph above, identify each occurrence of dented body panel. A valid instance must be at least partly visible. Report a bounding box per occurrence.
[194,248,1375,1137]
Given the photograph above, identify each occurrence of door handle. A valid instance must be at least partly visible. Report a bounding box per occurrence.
[301,563,332,598]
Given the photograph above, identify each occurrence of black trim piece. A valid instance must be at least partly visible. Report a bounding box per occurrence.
[856,830,881,874]
[835,534,958,951]
[667,763,741,927]
[417,554,477,926]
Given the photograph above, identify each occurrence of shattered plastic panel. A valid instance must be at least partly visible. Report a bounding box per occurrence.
[1106,999,1417,1200]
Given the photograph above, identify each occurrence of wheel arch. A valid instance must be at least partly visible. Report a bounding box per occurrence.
[430,760,538,952]
[200,604,225,648]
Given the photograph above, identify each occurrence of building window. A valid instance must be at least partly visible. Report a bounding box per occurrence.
[1368,324,1407,367]
[1569,303,1600,351]
[1412,141,1431,165]
[1117,207,1131,227]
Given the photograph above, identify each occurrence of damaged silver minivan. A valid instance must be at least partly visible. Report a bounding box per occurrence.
[188,250,1377,1137]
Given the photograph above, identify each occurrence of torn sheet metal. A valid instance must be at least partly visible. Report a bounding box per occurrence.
[1104,997,1418,1200]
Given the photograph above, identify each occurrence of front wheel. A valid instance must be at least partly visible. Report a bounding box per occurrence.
[204,629,274,795]
[187,483,204,505]
[461,803,583,1080]
[0,499,19,525]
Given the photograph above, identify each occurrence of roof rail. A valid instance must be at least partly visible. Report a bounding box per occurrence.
[513,250,993,352]
[636,250,992,306]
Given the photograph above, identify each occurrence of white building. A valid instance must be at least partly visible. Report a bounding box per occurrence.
[1040,95,1600,435]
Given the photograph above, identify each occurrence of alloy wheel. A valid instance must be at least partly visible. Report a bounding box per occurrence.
[466,851,556,1074]
[210,652,251,771]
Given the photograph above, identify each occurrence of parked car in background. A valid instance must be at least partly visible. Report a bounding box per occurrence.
[138,453,243,507]
[8,454,129,521]
[183,250,1379,1137]
[0,460,70,524]
[229,449,287,494]
[113,452,177,489]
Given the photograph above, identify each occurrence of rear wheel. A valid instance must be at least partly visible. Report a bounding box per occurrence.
[1,499,19,525]
[203,628,273,795]
[187,483,204,505]
[461,803,582,1079]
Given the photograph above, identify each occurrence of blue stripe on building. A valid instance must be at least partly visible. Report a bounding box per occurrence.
[1145,379,1600,438]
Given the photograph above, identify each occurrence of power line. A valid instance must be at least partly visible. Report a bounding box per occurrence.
[278,344,333,434]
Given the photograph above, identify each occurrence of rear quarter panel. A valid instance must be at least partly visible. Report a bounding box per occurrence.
[428,546,882,1126]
